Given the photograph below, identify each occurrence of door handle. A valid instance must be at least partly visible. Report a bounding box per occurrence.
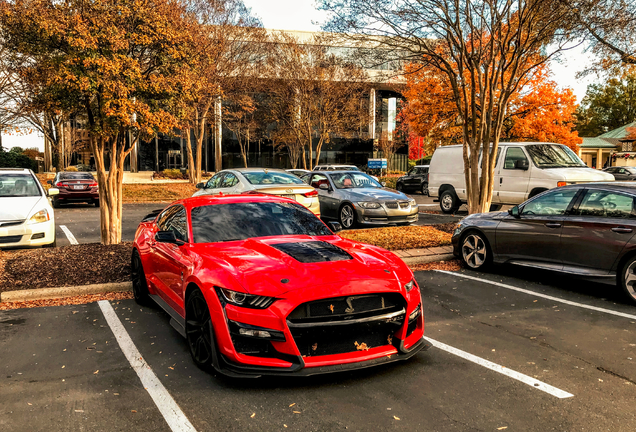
[611,227,633,234]
[500,177,503,184]
[545,222,562,228]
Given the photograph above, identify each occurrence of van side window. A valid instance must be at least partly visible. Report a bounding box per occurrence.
[503,147,528,170]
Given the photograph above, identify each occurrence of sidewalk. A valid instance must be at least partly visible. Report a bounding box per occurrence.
[394,245,455,265]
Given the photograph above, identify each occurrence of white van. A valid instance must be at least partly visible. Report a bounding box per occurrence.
[428,142,615,213]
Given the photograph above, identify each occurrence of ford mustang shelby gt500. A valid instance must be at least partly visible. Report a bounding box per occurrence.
[132,194,425,377]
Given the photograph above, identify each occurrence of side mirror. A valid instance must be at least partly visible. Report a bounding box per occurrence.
[195,182,206,189]
[508,206,520,218]
[327,221,343,233]
[319,183,329,190]
[47,180,53,185]
[47,188,59,196]
[381,182,387,187]
[155,231,185,245]
[515,159,529,170]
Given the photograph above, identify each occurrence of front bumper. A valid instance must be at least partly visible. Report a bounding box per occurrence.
[206,286,426,377]
[354,205,419,225]
[0,219,56,248]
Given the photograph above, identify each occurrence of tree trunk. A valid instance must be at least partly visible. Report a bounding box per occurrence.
[184,129,196,184]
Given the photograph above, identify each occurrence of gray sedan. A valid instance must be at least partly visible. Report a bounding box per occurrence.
[301,171,418,228]
[452,182,636,304]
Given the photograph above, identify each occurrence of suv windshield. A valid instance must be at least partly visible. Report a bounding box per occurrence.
[242,172,304,185]
[329,172,382,189]
[526,144,586,168]
[191,202,331,243]
[0,174,41,197]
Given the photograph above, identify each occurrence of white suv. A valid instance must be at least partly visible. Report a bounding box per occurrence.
[0,168,59,248]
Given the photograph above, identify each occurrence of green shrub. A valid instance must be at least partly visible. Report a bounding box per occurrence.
[162,169,183,179]
[379,176,397,189]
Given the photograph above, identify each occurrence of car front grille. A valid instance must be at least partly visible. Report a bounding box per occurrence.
[385,201,398,209]
[0,235,23,244]
[0,220,24,228]
[287,293,406,357]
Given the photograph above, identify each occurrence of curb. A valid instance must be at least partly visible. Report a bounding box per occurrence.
[0,282,132,303]
[402,253,456,265]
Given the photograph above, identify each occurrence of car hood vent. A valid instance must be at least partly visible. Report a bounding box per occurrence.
[270,241,353,263]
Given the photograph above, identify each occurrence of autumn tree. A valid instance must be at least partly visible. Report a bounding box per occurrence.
[319,0,577,213]
[223,92,258,168]
[0,0,193,244]
[266,33,368,170]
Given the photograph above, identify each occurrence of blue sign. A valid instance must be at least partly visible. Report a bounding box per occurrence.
[368,158,387,169]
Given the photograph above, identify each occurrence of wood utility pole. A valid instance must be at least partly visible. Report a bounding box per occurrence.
[214,96,222,172]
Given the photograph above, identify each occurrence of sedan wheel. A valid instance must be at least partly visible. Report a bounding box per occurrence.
[396,183,404,192]
[461,233,490,270]
[131,250,150,305]
[620,257,636,304]
[339,204,356,229]
[186,289,215,370]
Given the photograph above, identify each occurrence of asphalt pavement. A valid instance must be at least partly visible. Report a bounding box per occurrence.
[2,267,635,431]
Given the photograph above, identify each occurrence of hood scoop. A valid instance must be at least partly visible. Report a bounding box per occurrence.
[270,241,353,263]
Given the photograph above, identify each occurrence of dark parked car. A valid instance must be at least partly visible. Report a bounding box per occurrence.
[396,165,429,195]
[48,172,99,207]
[452,183,636,304]
[603,166,636,181]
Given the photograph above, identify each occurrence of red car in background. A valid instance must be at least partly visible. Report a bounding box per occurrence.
[132,194,426,377]
[48,172,99,207]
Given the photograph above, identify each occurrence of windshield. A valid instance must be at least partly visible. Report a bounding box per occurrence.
[0,174,41,197]
[330,166,360,171]
[330,172,382,189]
[526,144,586,168]
[191,202,331,243]
[242,171,304,185]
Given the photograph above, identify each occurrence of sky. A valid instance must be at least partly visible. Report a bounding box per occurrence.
[3,0,602,152]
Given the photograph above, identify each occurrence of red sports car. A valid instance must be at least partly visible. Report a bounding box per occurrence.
[132,194,426,377]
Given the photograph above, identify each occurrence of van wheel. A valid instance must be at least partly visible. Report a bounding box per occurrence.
[421,183,428,196]
[440,190,460,214]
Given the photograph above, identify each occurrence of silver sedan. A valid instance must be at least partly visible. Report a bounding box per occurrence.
[301,171,418,228]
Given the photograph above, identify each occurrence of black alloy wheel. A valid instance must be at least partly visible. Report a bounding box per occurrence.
[186,289,215,371]
[440,190,460,214]
[461,231,491,270]
[339,203,356,229]
[620,256,636,305]
[131,250,150,305]
[421,182,428,196]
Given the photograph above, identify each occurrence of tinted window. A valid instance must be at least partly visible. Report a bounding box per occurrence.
[330,172,382,189]
[60,172,94,180]
[243,171,304,185]
[503,147,528,170]
[191,202,332,243]
[521,189,579,216]
[163,207,188,242]
[221,173,238,188]
[574,190,635,219]
[206,173,224,189]
[0,174,41,197]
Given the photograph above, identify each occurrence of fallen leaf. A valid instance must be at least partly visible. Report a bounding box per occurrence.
[74,409,84,413]
[293,410,301,413]
[250,413,255,418]
[393,416,400,420]
[289,403,296,407]
[93,370,99,374]
[131,410,137,413]
[497,427,508,430]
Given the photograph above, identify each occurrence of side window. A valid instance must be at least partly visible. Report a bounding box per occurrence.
[619,169,627,174]
[164,207,188,242]
[406,169,414,176]
[206,173,224,189]
[157,206,180,230]
[310,174,329,189]
[221,173,238,188]
[575,190,635,219]
[521,189,579,216]
[299,174,310,184]
[504,147,528,170]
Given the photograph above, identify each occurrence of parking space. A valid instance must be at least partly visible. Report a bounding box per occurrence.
[3,267,636,430]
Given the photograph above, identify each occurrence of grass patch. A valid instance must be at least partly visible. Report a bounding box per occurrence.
[340,225,452,251]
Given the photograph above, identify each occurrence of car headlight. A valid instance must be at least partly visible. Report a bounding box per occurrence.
[409,303,422,322]
[219,288,276,309]
[409,199,417,207]
[357,201,381,209]
[27,209,50,224]
[404,279,415,292]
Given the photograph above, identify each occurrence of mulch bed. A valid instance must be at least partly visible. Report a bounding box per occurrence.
[409,259,462,272]
[340,225,452,251]
[0,243,132,292]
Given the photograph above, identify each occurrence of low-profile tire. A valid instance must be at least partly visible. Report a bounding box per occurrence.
[440,190,460,214]
[185,289,215,371]
[421,182,428,196]
[51,198,59,209]
[339,203,356,229]
[396,182,404,192]
[131,250,150,305]
[619,256,636,305]
[460,231,492,270]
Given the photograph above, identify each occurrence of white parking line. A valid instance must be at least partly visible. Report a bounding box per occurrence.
[98,301,197,432]
[59,225,78,245]
[435,270,636,321]
[424,337,574,399]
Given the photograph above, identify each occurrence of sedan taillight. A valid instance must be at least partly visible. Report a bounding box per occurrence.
[304,190,318,197]
[89,182,98,187]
